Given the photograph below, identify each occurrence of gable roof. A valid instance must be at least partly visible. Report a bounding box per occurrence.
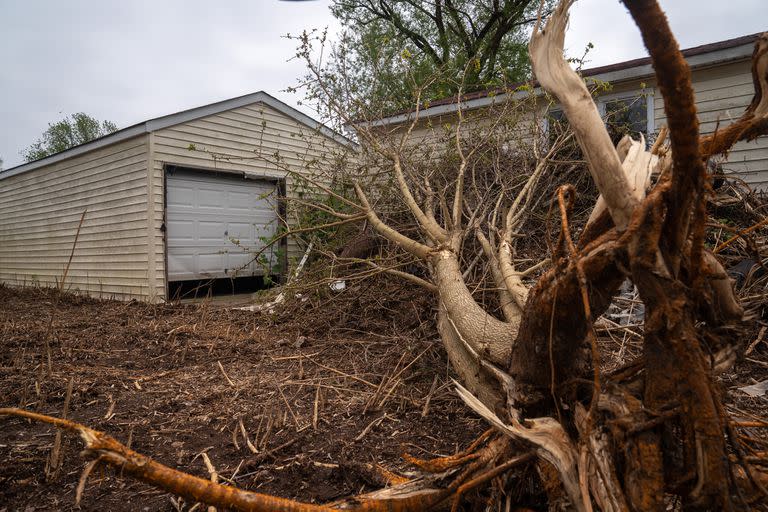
[1,91,355,180]
[369,32,763,128]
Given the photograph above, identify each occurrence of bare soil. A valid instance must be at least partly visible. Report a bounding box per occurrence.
[1,235,767,511]
[0,284,483,511]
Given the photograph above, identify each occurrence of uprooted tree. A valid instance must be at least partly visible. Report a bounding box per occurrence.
[3,0,768,510]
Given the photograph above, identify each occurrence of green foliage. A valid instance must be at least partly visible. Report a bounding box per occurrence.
[224,225,286,281]
[22,113,119,162]
[567,41,594,70]
[324,0,551,114]
[254,232,285,282]
[292,173,358,251]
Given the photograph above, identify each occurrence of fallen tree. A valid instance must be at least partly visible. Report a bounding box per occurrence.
[3,1,768,510]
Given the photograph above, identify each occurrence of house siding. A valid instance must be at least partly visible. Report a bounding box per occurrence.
[0,136,152,300]
[383,97,544,157]
[403,59,768,189]
[653,60,768,189]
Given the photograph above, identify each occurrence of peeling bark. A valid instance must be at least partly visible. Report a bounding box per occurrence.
[586,135,656,229]
[529,0,636,230]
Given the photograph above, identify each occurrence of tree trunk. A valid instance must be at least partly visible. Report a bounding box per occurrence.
[508,234,626,413]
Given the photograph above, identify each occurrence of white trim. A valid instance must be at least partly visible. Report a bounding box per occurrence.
[646,91,655,136]
[1,91,356,181]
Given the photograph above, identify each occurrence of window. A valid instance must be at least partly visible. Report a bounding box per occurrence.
[602,95,649,145]
[545,108,583,161]
[546,93,653,148]
[546,108,568,145]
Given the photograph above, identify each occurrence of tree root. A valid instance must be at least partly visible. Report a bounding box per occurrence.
[0,408,534,512]
[1,408,338,512]
[402,428,493,472]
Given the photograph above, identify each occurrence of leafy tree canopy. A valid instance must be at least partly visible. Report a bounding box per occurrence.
[22,113,118,162]
[328,0,549,111]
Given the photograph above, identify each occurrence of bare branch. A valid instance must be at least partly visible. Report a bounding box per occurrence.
[476,230,522,323]
[393,156,449,242]
[358,259,437,292]
[354,182,433,260]
[529,0,636,229]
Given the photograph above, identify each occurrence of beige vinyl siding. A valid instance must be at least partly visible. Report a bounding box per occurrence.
[386,98,543,159]
[152,102,345,276]
[0,136,152,300]
[654,60,768,189]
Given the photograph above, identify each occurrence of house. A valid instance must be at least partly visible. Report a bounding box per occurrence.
[0,92,355,302]
[370,32,768,189]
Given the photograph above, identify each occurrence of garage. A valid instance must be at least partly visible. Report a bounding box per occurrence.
[0,91,354,302]
[166,168,280,284]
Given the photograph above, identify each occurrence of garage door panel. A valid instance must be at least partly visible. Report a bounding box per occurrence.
[167,220,196,242]
[226,222,253,240]
[168,254,196,280]
[226,253,255,276]
[166,170,279,281]
[198,253,226,275]
[199,221,225,241]
[228,191,255,210]
[253,208,276,218]
[199,188,226,208]
[167,186,195,207]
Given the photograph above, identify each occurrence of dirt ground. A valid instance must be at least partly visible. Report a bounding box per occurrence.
[0,284,484,511]
[1,271,767,511]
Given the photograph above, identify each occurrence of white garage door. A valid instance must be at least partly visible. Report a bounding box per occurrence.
[166,169,279,282]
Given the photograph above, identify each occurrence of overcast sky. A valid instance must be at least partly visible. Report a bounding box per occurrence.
[1,0,765,169]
